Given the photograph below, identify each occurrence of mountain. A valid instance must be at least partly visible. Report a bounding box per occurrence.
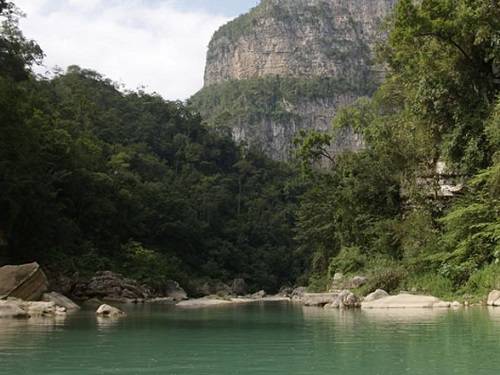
[191,0,396,160]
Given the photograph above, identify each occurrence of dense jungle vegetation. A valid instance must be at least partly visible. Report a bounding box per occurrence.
[1,0,499,299]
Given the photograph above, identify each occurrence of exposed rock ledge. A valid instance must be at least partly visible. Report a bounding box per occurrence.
[361,294,452,309]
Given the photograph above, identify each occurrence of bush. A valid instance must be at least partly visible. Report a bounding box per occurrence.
[328,246,367,276]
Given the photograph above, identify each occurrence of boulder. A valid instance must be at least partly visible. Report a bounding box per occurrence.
[231,278,247,296]
[302,293,339,307]
[214,282,233,297]
[364,289,389,302]
[451,301,462,308]
[16,300,58,316]
[42,292,80,311]
[163,280,187,301]
[251,290,266,299]
[96,304,125,317]
[487,290,500,306]
[291,287,307,301]
[278,286,294,297]
[72,271,148,301]
[0,262,49,301]
[346,276,368,289]
[325,290,360,309]
[0,300,30,319]
[362,293,450,309]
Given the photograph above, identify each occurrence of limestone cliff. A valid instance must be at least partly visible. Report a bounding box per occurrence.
[192,0,396,160]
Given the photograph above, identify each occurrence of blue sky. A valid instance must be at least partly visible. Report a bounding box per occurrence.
[15,0,261,99]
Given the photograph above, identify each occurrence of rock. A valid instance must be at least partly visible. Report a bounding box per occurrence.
[195,0,395,161]
[251,290,266,299]
[0,300,30,318]
[451,301,462,308]
[0,262,49,301]
[325,290,360,309]
[96,304,125,317]
[302,293,339,307]
[231,278,247,296]
[362,294,451,309]
[433,301,452,308]
[487,290,500,306]
[214,282,233,297]
[163,280,187,301]
[330,273,345,290]
[364,289,389,302]
[291,287,307,300]
[346,276,368,289]
[17,301,57,316]
[42,292,80,311]
[72,271,148,301]
[278,286,293,297]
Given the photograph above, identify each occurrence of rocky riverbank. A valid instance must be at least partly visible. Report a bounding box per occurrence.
[2,263,500,319]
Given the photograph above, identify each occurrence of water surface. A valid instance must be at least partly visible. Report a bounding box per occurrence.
[1,302,500,374]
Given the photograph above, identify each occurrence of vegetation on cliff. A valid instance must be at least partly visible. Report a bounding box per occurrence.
[295,0,499,299]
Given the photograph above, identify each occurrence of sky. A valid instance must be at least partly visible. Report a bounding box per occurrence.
[15,0,259,100]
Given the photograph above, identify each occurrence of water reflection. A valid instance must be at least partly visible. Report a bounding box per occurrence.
[361,308,450,323]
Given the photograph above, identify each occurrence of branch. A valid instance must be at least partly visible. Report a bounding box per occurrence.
[416,32,475,65]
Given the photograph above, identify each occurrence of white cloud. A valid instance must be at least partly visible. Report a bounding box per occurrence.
[15,0,230,100]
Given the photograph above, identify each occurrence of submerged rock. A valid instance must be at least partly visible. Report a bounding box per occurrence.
[362,294,451,309]
[0,262,49,301]
[96,304,125,317]
[487,290,500,306]
[42,292,80,311]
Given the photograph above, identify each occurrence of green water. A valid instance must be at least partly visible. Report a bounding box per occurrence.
[1,302,500,374]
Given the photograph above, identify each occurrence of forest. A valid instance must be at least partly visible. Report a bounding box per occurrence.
[0,0,499,299]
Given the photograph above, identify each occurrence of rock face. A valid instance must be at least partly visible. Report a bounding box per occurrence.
[193,0,395,160]
[72,271,148,302]
[0,262,49,301]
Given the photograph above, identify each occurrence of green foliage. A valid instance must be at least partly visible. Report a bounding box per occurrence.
[294,0,499,298]
[379,0,500,173]
[328,246,367,276]
[0,12,303,292]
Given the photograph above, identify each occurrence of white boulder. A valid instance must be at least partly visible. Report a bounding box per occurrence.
[96,304,125,317]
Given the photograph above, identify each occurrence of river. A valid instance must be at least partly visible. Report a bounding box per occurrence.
[1,302,499,374]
